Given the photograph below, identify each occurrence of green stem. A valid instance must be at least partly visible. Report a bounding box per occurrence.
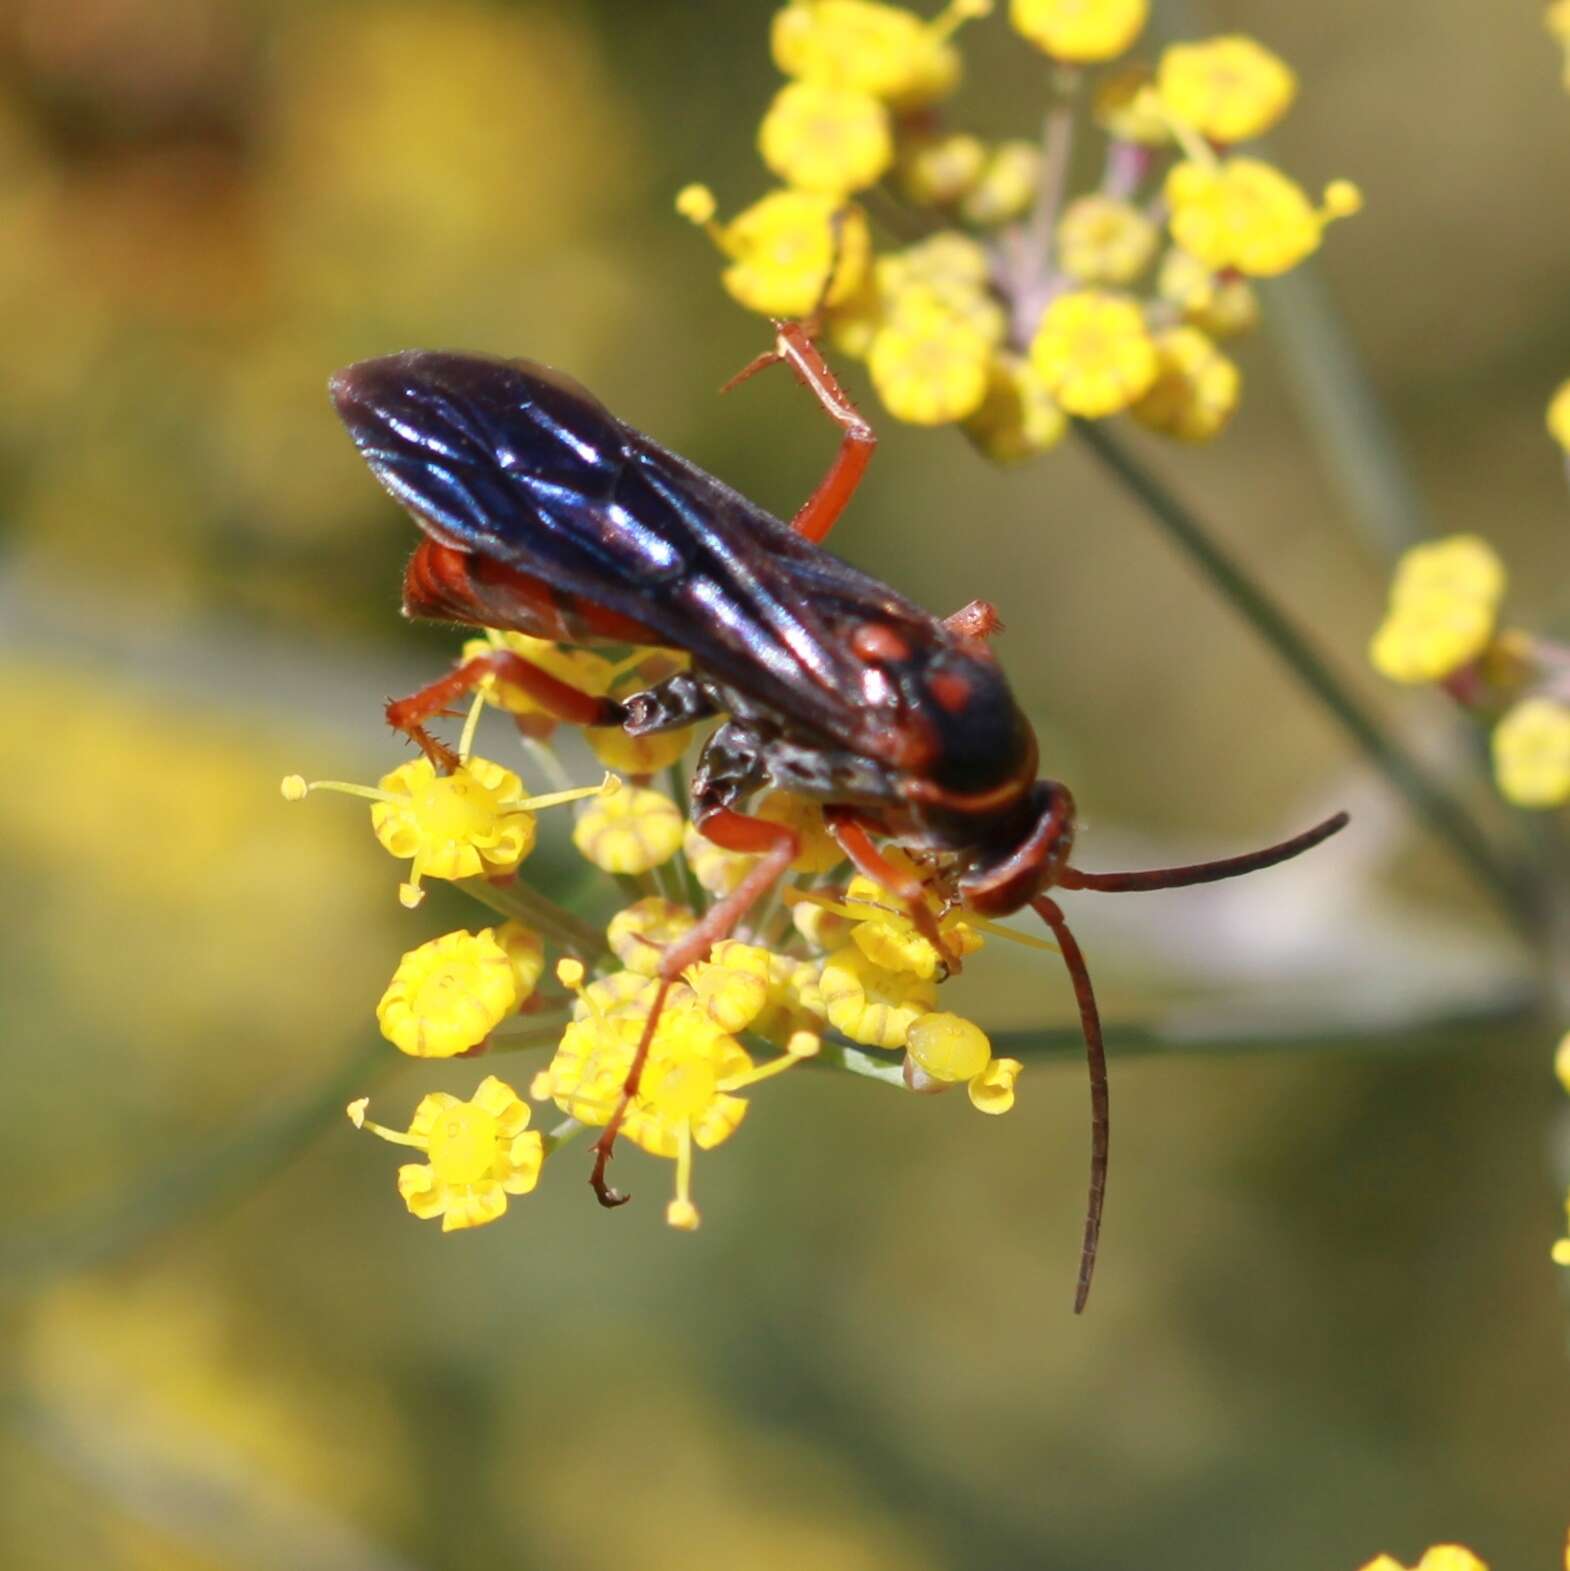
[1072,420,1541,942]
[459,874,608,959]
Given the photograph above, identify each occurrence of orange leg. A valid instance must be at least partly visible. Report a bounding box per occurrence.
[387,650,623,769]
[723,320,875,545]
[588,808,800,1206]
[824,809,959,974]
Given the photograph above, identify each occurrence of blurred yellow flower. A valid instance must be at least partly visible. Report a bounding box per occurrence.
[352,1076,542,1231]
[573,784,684,874]
[462,632,614,718]
[1492,698,1570,809]
[898,130,988,208]
[496,920,546,1003]
[376,928,519,1057]
[1368,535,1505,685]
[868,290,995,424]
[1093,66,1171,145]
[966,353,1069,463]
[1546,377,1570,450]
[1029,289,1159,417]
[608,897,699,977]
[1010,0,1148,62]
[756,789,847,874]
[759,80,893,195]
[1131,325,1241,442]
[679,185,871,317]
[1357,1550,1488,1571]
[1156,36,1297,143]
[959,138,1043,224]
[1157,246,1261,337]
[1057,194,1159,285]
[771,0,991,108]
[1166,157,1361,277]
[818,945,937,1047]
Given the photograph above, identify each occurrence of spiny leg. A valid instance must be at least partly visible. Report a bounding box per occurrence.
[1031,895,1108,1316]
[722,318,875,545]
[387,649,625,769]
[824,808,960,974]
[1058,811,1349,893]
[588,807,801,1207]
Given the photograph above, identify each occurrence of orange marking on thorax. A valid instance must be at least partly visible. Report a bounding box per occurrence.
[928,671,972,713]
[851,623,912,663]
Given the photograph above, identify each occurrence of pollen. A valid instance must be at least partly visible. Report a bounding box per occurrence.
[1029,289,1159,418]
[376,928,520,1058]
[1156,35,1297,144]
[572,784,684,874]
[1009,0,1148,63]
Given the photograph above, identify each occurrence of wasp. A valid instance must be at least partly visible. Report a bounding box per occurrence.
[330,323,1346,1310]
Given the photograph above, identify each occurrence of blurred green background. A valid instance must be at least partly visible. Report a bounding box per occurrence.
[4,1,1569,1567]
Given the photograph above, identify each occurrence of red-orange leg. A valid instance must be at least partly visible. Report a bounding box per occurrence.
[387,650,624,769]
[722,320,875,545]
[588,807,801,1207]
[824,809,959,974]
[1031,894,1108,1316]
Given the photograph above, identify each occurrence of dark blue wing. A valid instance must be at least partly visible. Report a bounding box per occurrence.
[330,349,939,745]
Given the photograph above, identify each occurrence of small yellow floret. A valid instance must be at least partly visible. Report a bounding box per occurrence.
[868,291,994,425]
[968,1055,1022,1113]
[1492,698,1570,809]
[1547,378,1570,451]
[1165,157,1359,278]
[1556,1030,1570,1095]
[376,928,519,1057]
[1130,325,1241,442]
[1010,0,1147,62]
[356,1077,542,1232]
[608,897,698,978]
[1057,194,1159,285]
[756,790,846,874]
[675,183,717,224]
[1092,67,1170,146]
[817,946,937,1048]
[965,353,1068,463]
[687,943,774,1033]
[683,819,757,896]
[1156,36,1297,144]
[461,632,614,717]
[759,80,893,196]
[898,131,987,208]
[1029,289,1158,418]
[1156,246,1260,338]
[959,139,1042,225]
[1355,1551,1489,1571]
[585,722,694,775]
[1368,535,1505,685]
[682,186,872,318]
[907,1012,991,1082]
[495,920,546,1003]
[280,774,308,801]
[573,785,683,873]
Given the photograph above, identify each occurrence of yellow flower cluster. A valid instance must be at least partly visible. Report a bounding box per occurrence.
[1369,536,1570,812]
[288,620,1026,1237]
[1357,1548,1487,1571]
[679,5,1357,457]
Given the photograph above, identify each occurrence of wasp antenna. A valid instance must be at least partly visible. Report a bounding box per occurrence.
[1058,810,1349,894]
[1031,895,1108,1315]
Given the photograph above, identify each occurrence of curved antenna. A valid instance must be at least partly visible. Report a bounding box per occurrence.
[1058,810,1348,894]
[1031,894,1107,1315]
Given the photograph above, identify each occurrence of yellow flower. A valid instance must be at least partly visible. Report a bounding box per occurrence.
[1010,0,1148,62]
[1555,1029,1570,1095]
[965,352,1069,463]
[843,862,983,979]
[461,631,613,718]
[1548,1,1570,86]
[1029,289,1158,417]
[756,790,846,874]
[584,722,693,775]
[1356,1550,1488,1571]
[968,1055,1022,1113]
[791,895,857,952]
[1057,194,1159,285]
[539,976,811,1228]
[678,184,871,317]
[350,1076,542,1231]
[868,288,995,425]
[1130,325,1241,442]
[496,920,546,1003]
[1156,246,1260,338]
[876,227,994,293]
[285,751,613,907]
[1547,377,1570,451]
[1093,66,1170,146]
[572,784,683,873]
[959,139,1043,226]
[1156,36,1297,144]
[607,897,698,977]
[817,946,937,1047]
[683,818,757,896]
[686,940,776,1033]
[898,130,987,208]
[376,928,519,1057]
[770,0,991,109]
[1368,535,1505,685]
[1492,698,1570,809]
[759,80,893,196]
[1554,1189,1570,1267]
[1165,157,1362,277]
